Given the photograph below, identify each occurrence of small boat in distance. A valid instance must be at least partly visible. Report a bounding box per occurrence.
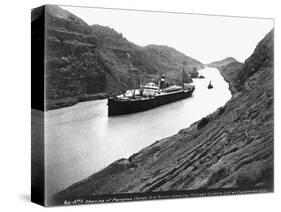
[208,81,214,89]
[107,64,196,116]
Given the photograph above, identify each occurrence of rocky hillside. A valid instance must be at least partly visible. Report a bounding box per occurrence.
[32,5,203,110]
[208,57,239,68]
[218,61,243,94]
[52,29,273,203]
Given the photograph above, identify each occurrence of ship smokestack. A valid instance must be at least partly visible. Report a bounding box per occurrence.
[159,74,166,89]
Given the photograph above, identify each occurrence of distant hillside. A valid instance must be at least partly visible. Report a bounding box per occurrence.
[142,45,202,79]
[32,5,204,110]
[208,57,239,68]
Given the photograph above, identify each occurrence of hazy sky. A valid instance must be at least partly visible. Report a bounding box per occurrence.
[61,6,273,64]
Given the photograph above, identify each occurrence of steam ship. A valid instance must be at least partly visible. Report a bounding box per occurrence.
[107,67,195,116]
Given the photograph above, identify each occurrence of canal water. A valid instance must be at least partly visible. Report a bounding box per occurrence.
[44,67,231,197]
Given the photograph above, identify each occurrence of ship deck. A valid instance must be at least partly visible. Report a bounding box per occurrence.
[114,89,191,102]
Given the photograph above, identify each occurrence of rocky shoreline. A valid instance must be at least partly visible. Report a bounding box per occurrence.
[52,30,273,202]
[46,92,108,110]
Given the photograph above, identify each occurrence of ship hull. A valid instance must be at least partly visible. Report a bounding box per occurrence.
[108,87,195,116]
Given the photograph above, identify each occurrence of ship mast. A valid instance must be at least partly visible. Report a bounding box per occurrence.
[182,63,184,87]
[182,61,187,88]
[127,52,140,98]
